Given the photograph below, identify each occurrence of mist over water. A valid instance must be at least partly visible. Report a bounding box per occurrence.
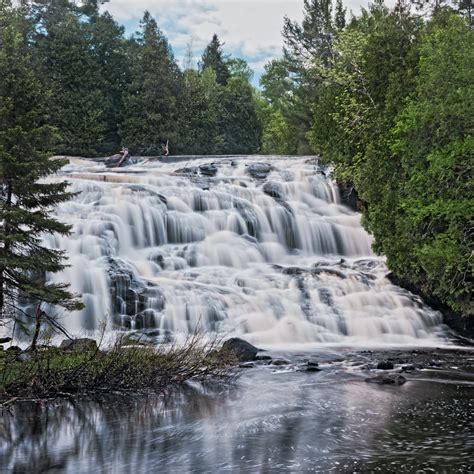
[41,156,444,345]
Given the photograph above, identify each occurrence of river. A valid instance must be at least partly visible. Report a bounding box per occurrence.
[3,155,473,472]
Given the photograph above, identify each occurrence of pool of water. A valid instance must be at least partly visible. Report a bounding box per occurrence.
[1,348,473,473]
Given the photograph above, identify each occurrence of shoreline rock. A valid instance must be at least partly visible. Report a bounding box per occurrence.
[222,338,259,362]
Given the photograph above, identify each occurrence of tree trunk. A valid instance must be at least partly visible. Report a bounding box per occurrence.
[30,305,43,352]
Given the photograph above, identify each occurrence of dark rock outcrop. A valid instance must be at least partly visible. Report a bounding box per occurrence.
[337,181,363,212]
[377,360,394,370]
[246,163,273,180]
[305,360,321,372]
[222,338,259,362]
[263,181,283,199]
[199,163,218,177]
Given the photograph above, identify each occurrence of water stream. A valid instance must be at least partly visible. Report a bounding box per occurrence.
[36,155,444,345]
[3,156,473,472]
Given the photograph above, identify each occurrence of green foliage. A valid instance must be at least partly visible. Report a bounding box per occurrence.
[0,3,82,318]
[120,11,181,155]
[297,3,472,315]
[32,0,111,156]
[199,34,231,86]
[390,14,474,312]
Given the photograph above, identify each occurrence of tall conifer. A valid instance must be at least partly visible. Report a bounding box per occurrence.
[0,4,81,319]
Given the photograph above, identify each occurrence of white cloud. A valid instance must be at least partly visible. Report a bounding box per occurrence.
[103,0,392,81]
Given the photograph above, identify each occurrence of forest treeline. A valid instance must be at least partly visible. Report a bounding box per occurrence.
[1,1,262,157]
[0,0,472,323]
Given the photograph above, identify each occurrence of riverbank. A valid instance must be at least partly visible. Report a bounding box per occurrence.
[0,336,237,408]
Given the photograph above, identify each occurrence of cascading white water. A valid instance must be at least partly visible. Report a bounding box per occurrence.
[40,155,444,345]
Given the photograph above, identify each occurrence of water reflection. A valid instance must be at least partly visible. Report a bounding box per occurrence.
[1,366,472,472]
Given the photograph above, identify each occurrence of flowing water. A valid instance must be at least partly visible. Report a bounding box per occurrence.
[1,348,473,472]
[35,155,443,345]
[3,156,473,472]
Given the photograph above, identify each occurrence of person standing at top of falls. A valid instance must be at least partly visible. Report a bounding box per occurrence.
[161,140,169,157]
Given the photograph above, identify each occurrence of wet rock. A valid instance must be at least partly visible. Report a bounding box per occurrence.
[429,359,443,367]
[60,338,98,352]
[401,365,416,372]
[365,374,406,385]
[377,360,394,370]
[338,181,362,212]
[271,358,291,366]
[0,337,12,344]
[239,362,256,369]
[222,338,259,362]
[311,267,347,279]
[246,163,273,180]
[255,354,272,361]
[263,181,283,199]
[174,166,198,176]
[282,266,306,276]
[241,234,258,245]
[199,163,218,177]
[305,360,321,372]
[135,310,157,329]
[128,185,167,205]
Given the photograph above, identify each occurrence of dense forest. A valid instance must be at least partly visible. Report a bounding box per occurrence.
[0,0,472,326]
[262,0,473,321]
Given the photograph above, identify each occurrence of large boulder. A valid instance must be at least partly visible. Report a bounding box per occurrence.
[199,163,218,177]
[246,163,273,180]
[60,338,98,352]
[222,338,259,362]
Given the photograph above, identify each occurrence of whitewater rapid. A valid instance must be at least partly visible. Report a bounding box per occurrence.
[38,155,444,345]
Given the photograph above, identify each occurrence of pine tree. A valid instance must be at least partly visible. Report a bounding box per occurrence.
[120,12,181,155]
[89,11,129,153]
[0,4,82,320]
[335,0,347,30]
[32,0,109,156]
[199,34,231,86]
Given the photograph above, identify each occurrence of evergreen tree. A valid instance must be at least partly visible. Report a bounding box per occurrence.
[120,12,181,155]
[335,0,347,30]
[32,0,109,156]
[199,34,231,86]
[220,76,261,154]
[390,12,474,313]
[177,69,212,154]
[89,10,129,153]
[0,4,81,319]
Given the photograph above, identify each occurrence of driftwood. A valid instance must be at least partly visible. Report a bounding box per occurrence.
[115,149,130,168]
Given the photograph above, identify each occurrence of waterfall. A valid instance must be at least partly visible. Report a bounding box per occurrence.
[40,156,443,345]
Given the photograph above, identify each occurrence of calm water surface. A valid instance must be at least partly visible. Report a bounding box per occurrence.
[1,349,473,473]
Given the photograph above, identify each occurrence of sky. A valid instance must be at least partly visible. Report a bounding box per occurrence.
[101,0,377,85]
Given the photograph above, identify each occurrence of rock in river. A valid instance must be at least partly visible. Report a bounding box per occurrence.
[222,338,259,362]
[365,374,406,385]
[377,360,394,370]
